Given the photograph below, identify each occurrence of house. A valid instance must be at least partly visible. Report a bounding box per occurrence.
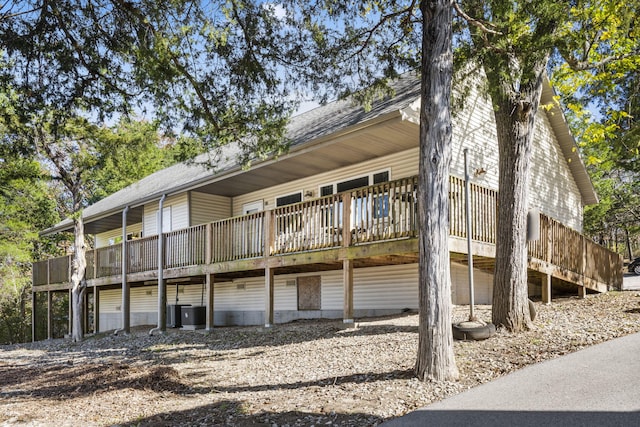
[31,72,623,338]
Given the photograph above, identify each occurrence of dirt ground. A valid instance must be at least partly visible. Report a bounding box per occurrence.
[2,291,640,426]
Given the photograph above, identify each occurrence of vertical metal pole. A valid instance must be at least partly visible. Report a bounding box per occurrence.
[93,285,100,333]
[32,291,37,342]
[47,290,52,339]
[464,148,476,321]
[119,206,130,334]
[149,195,167,335]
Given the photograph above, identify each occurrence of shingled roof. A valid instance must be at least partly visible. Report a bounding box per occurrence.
[43,71,596,235]
[43,73,422,235]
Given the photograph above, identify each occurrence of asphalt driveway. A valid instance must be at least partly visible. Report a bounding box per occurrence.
[622,272,640,291]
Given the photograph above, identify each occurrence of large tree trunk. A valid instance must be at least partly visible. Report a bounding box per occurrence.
[415,0,458,382]
[70,213,87,342]
[488,67,548,332]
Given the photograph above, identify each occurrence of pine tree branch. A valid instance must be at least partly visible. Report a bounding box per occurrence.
[453,1,502,36]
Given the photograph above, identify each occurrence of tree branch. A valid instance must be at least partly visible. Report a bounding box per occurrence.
[565,51,640,72]
[453,1,502,35]
[48,2,136,100]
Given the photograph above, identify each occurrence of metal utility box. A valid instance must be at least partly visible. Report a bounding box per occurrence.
[181,306,205,329]
[167,304,191,328]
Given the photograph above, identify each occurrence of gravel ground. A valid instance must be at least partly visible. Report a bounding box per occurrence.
[2,291,640,427]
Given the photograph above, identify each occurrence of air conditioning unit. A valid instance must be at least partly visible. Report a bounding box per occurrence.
[181,306,205,330]
[166,304,191,328]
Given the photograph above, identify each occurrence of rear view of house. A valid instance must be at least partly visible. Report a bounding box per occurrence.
[31,73,623,338]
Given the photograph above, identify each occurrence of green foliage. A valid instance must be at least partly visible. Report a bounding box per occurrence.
[550,2,640,254]
[0,159,61,344]
[281,0,422,103]
[0,0,329,164]
[86,119,173,204]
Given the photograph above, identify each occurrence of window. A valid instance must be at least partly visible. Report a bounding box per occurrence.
[318,169,391,227]
[336,176,369,193]
[276,192,303,207]
[320,185,333,197]
[161,206,172,233]
[242,200,264,214]
[373,171,389,184]
[373,194,390,219]
[319,169,391,196]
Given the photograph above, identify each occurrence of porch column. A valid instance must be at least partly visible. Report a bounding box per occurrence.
[541,274,551,304]
[265,266,274,327]
[83,291,89,334]
[205,274,215,330]
[150,194,167,335]
[93,285,100,333]
[263,209,275,328]
[343,259,354,323]
[121,206,130,334]
[47,291,53,339]
[68,288,72,337]
[32,291,37,342]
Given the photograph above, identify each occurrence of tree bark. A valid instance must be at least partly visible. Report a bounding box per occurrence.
[488,69,548,332]
[415,0,458,382]
[70,213,87,342]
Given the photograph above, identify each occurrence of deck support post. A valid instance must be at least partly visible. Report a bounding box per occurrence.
[263,209,275,328]
[341,193,354,324]
[32,291,37,342]
[264,266,274,327]
[578,285,586,299]
[83,291,89,334]
[47,291,53,339]
[150,194,167,336]
[541,274,552,304]
[68,288,72,337]
[343,258,354,323]
[93,285,100,333]
[120,206,130,334]
[206,274,215,330]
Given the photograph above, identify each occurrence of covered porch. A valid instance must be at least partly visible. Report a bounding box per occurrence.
[32,175,623,338]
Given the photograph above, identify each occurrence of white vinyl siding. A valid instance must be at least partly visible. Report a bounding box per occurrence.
[529,113,583,230]
[190,191,232,225]
[450,262,494,305]
[95,222,143,249]
[214,278,265,311]
[448,84,583,230]
[142,193,189,236]
[232,149,418,216]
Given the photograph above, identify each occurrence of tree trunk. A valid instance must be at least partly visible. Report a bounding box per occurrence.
[415,0,458,382]
[488,70,548,332]
[70,214,87,342]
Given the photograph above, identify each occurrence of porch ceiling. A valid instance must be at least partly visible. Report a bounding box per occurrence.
[81,116,418,235]
[84,205,144,235]
[194,115,419,197]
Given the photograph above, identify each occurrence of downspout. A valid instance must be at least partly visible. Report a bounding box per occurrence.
[149,194,167,335]
[114,206,130,335]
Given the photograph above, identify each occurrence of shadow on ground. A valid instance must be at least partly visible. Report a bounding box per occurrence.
[120,399,383,427]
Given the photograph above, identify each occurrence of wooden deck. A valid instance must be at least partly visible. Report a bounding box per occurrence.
[32,175,623,297]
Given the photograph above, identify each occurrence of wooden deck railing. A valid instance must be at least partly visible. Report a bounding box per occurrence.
[165,224,207,268]
[526,215,623,287]
[350,176,419,244]
[211,212,265,262]
[127,235,159,273]
[273,193,344,254]
[32,175,623,289]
